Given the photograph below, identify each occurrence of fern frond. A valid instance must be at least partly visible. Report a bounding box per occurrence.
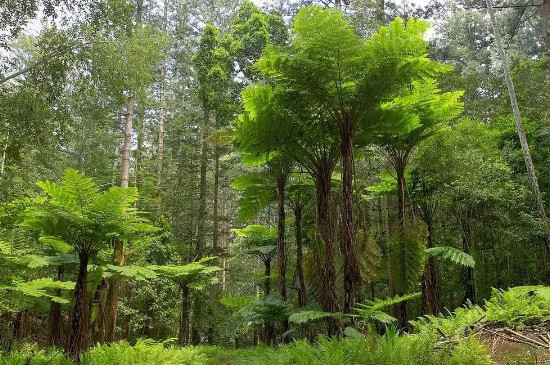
[426,246,475,268]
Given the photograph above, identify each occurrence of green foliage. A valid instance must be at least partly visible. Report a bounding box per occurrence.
[87,24,170,103]
[447,336,491,365]
[353,293,421,326]
[426,246,475,268]
[231,172,276,222]
[484,287,550,325]
[388,228,427,293]
[81,340,207,365]
[237,297,290,326]
[1,278,74,305]
[288,310,342,325]
[22,168,156,256]
[149,258,220,288]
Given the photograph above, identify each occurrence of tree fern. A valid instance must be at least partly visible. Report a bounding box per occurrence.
[426,246,475,268]
[353,293,421,326]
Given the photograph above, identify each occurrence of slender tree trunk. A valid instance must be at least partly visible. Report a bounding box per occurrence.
[105,97,134,342]
[421,223,439,315]
[47,266,64,347]
[0,131,8,184]
[264,259,271,296]
[67,252,90,361]
[460,219,476,304]
[213,148,220,255]
[95,279,108,344]
[487,0,550,281]
[190,113,209,345]
[313,169,340,336]
[196,114,209,258]
[295,208,307,307]
[541,0,550,56]
[178,284,190,345]
[121,98,134,189]
[277,174,287,301]
[157,51,166,189]
[340,120,361,314]
[394,157,409,330]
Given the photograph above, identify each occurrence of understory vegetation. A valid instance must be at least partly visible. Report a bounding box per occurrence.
[2,286,550,364]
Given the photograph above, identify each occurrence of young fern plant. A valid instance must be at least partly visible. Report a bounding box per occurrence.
[21,169,156,359]
[352,293,422,333]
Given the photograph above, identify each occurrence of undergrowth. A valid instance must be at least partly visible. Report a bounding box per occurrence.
[2,286,549,365]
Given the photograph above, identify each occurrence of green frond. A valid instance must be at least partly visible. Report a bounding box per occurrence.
[426,246,475,268]
[288,309,341,325]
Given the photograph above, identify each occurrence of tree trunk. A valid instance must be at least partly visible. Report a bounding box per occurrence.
[340,119,361,314]
[178,284,190,345]
[94,279,108,344]
[105,240,124,343]
[121,98,134,189]
[0,131,9,184]
[461,219,476,304]
[213,148,220,255]
[277,174,287,301]
[541,0,550,56]
[313,169,340,336]
[264,259,271,296]
[67,252,90,361]
[394,158,408,330]
[47,266,64,347]
[421,223,439,315]
[196,114,209,258]
[157,54,166,189]
[295,207,307,307]
[487,0,550,281]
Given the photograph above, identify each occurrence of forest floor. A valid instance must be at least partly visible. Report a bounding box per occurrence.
[476,321,550,364]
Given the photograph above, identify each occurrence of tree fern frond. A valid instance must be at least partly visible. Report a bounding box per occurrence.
[426,246,475,268]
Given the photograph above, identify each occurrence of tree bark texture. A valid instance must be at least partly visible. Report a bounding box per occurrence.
[47,266,65,347]
[295,208,307,307]
[178,284,190,345]
[277,173,287,301]
[340,120,361,314]
[421,223,439,315]
[313,169,340,335]
[67,252,90,361]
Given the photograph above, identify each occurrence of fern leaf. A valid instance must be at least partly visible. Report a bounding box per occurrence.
[426,246,475,267]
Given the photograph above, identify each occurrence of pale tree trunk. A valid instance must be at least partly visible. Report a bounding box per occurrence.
[541,0,550,57]
[213,148,220,255]
[121,98,134,189]
[157,0,167,189]
[0,131,8,180]
[105,98,133,343]
[487,0,550,281]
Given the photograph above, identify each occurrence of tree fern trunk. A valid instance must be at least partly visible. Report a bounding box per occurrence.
[295,207,307,307]
[67,252,90,362]
[394,158,409,330]
[340,119,361,314]
[277,173,287,301]
[178,284,190,345]
[47,266,64,347]
[314,169,340,336]
[421,223,439,315]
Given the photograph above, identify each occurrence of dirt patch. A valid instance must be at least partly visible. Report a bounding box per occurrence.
[475,321,550,364]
